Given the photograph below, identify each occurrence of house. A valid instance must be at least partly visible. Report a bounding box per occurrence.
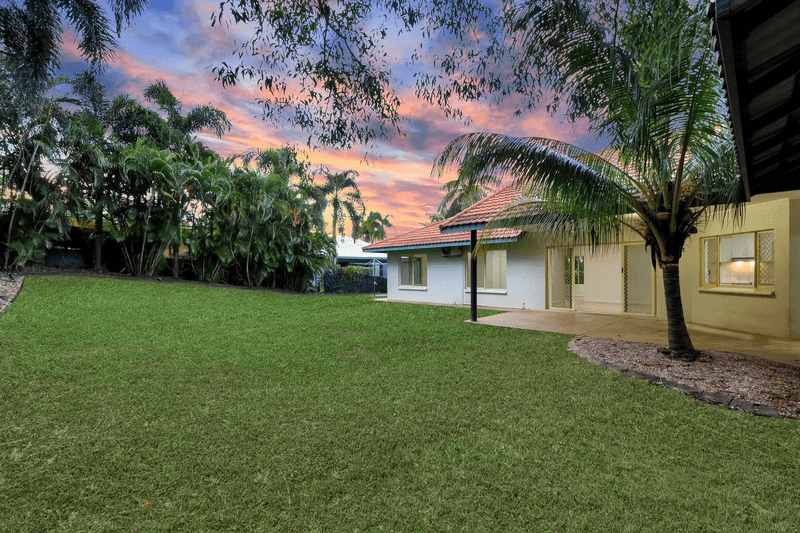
[364,185,800,340]
[334,235,387,277]
[365,1,800,340]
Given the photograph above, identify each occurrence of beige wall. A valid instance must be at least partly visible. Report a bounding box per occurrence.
[579,245,622,303]
[665,196,797,339]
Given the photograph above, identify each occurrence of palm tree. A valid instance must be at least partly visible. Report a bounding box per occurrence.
[142,80,232,151]
[298,179,329,234]
[107,139,192,277]
[318,169,364,242]
[235,145,308,185]
[234,146,331,233]
[0,0,147,102]
[434,0,743,361]
[140,80,231,277]
[359,211,394,243]
[437,174,499,219]
[63,71,117,270]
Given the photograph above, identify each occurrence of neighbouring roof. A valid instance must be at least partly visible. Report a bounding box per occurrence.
[335,236,387,261]
[708,0,800,200]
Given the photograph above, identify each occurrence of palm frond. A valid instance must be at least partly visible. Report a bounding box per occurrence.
[482,195,629,251]
[435,133,637,213]
[60,0,116,67]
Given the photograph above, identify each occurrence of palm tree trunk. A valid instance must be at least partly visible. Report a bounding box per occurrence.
[4,145,37,270]
[662,263,697,360]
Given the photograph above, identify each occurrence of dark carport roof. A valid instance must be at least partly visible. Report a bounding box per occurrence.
[709,0,800,200]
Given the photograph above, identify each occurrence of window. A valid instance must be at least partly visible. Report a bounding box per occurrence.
[399,254,426,286]
[701,230,774,290]
[574,255,585,284]
[465,249,507,290]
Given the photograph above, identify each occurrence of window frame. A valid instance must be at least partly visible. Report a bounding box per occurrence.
[700,230,774,293]
[399,253,427,288]
[574,255,585,285]
[465,249,507,292]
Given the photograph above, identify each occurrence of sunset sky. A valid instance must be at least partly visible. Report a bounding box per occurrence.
[60,0,606,236]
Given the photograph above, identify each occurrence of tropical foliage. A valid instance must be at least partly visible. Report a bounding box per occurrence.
[358,211,394,243]
[0,65,339,291]
[434,0,741,359]
[186,150,334,290]
[102,141,183,277]
[0,0,147,102]
[1,59,73,270]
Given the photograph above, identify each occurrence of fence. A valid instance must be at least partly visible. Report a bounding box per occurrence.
[321,267,387,294]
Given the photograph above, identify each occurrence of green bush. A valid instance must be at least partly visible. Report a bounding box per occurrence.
[185,161,334,289]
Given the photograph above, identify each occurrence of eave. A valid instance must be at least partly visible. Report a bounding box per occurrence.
[710,0,800,200]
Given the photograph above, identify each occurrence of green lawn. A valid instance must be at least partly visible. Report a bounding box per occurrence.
[1,276,798,532]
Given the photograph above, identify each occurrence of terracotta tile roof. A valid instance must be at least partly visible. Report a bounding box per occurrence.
[364,185,528,252]
[439,184,534,231]
[363,218,521,252]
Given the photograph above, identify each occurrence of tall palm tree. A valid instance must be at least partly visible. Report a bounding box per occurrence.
[434,0,743,361]
[143,80,232,151]
[140,80,231,277]
[319,169,364,242]
[64,71,117,270]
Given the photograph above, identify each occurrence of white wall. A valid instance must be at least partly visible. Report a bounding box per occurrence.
[462,240,548,310]
[386,240,547,310]
[387,249,467,306]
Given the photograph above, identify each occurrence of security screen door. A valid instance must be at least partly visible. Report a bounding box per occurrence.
[548,247,573,310]
[622,243,653,315]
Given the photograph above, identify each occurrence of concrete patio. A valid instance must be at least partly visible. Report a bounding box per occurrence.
[470,309,800,367]
[375,298,800,367]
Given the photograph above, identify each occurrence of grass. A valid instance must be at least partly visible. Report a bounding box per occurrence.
[1,276,798,532]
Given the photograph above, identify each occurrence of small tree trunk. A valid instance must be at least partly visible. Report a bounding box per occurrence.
[171,241,179,279]
[662,263,697,360]
[94,211,104,270]
[4,147,35,270]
